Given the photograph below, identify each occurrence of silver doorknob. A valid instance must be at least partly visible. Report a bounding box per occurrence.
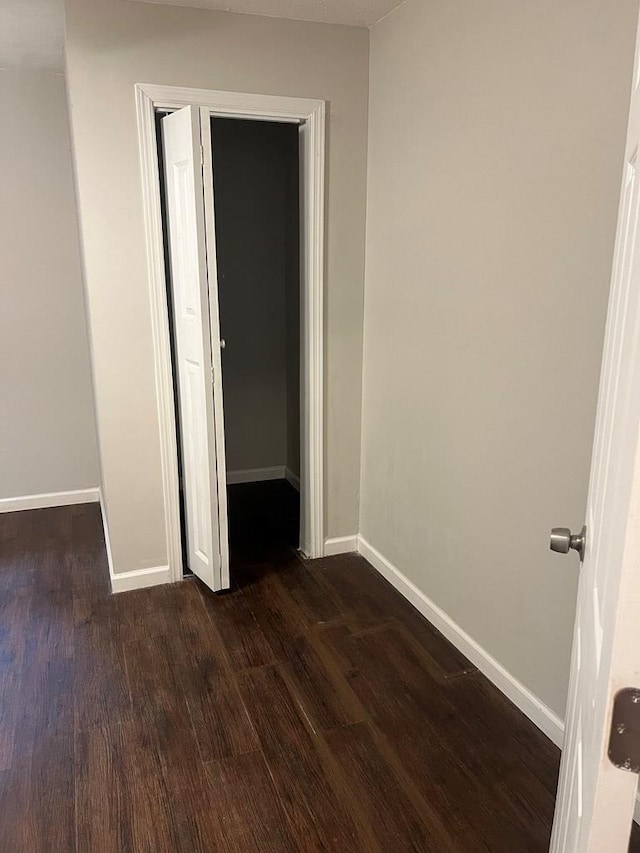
[550,525,586,562]
[220,339,226,350]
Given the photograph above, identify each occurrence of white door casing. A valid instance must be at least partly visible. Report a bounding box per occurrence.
[298,120,311,556]
[162,105,225,592]
[550,12,640,851]
[297,116,324,558]
[136,84,326,584]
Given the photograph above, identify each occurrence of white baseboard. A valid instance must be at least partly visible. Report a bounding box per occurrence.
[226,465,286,485]
[285,467,300,492]
[356,534,564,748]
[110,564,172,593]
[635,794,640,827]
[324,534,359,556]
[0,487,100,513]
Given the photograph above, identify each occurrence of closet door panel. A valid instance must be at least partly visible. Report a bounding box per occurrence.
[162,105,227,592]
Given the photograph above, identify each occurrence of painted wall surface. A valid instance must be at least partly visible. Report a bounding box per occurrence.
[284,129,301,483]
[64,0,368,572]
[0,70,98,501]
[211,118,299,477]
[361,0,638,716]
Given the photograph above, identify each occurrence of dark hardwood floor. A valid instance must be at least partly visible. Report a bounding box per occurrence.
[1,491,639,852]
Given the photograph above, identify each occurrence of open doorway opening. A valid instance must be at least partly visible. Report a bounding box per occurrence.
[210,117,301,565]
[155,107,302,583]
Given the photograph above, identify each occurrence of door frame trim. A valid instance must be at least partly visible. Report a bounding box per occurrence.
[135,83,326,583]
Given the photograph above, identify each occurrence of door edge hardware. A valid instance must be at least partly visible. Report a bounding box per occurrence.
[549,525,586,562]
[608,687,640,774]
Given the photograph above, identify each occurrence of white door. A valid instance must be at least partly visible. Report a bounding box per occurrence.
[550,13,640,851]
[199,108,229,589]
[162,105,229,592]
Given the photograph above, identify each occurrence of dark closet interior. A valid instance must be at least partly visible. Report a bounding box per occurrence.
[156,111,301,575]
[211,117,301,565]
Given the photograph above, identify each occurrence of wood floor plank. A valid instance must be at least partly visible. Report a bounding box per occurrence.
[323,621,554,851]
[162,789,226,853]
[448,672,560,797]
[320,622,444,723]
[313,552,477,678]
[158,579,215,647]
[113,585,175,644]
[139,687,228,853]
[280,630,366,732]
[311,552,399,628]
[197,581,275,671]
[15,658,74,750]
[401,617,478,680]
[74,607,132,732]
[156,622,261,763]
[25,588,74,664]
[184,665,260,762]
[154,722,227,853]
[123,634,188,726]
[123,584,260,764]
[274,555,341,626]
[237,563,309,657]
[0,545,35,593]
[0,509,20,543]
[234,562,366,732]
[0,589,32,770]
[0,749,75,853]
[239,664,370,851]
[204,751,300,852]
[324,721,457,852]
[69,505,111,600]
[75,720,174,853]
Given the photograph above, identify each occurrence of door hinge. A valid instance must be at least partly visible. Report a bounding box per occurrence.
[200,145,204,167]
[210,365,215,384]
[608,687,640,774]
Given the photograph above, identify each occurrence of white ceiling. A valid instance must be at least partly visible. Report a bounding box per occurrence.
[0,0,65,73]
[134,0,406,28]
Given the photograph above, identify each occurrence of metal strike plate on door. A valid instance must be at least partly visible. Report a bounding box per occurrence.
[608,688,640,774]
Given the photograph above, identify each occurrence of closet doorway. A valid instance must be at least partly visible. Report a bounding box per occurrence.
[211,117,301,574]
[137,85,326,591]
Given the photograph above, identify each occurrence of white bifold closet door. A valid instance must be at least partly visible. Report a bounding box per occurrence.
[162,105,229,592]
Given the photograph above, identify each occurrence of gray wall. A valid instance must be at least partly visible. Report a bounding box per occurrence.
[361,0,638,717]
[0,69,98,501]
[211,118,299,477]
[284,128,301,483]
[65,0,369,573]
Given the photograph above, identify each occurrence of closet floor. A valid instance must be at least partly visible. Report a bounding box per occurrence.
[227,477,300,565]
[1,502,639,852]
